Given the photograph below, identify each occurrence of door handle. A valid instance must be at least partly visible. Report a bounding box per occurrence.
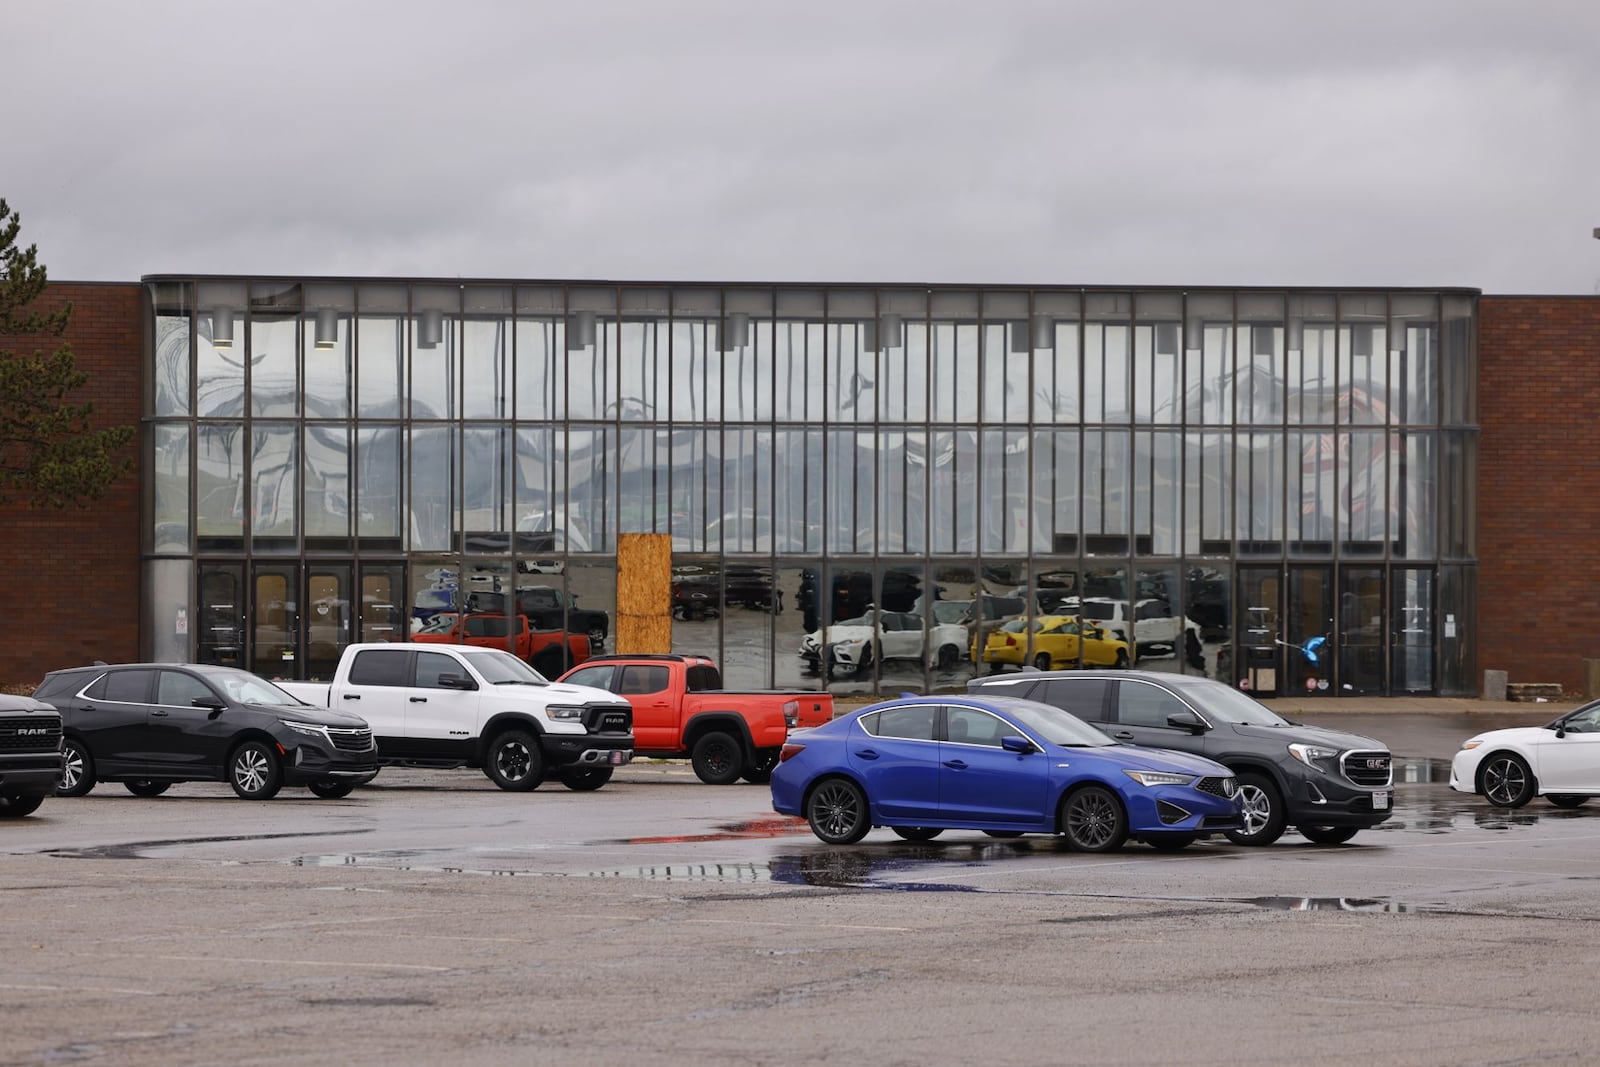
[1113,732,1134,740]
[855,748,879,760]
[943,759,968,769]
[409,696,428,703]
[342,694,361,700]
[151,709,169,717]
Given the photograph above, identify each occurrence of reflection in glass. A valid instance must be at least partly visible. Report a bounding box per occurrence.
[303,424,350,547]
[250,424,298,548]
[357,286,406,417]
[152,424,190,554]
[198,564,245,667]
[250,316,299,417]
[410,426,455,552]
[153,303,191,417]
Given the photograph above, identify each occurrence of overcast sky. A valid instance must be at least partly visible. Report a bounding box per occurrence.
[9,1,1600,294]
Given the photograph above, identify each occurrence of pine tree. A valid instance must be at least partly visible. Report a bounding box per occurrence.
[0,198,134,507]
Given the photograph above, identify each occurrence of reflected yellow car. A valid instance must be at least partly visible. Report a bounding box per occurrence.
[980,615,1131,671]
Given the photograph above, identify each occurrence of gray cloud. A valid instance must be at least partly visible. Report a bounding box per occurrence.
[9,0,1600,292]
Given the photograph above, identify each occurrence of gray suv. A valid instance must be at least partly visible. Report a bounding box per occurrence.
[968,670,1393,845]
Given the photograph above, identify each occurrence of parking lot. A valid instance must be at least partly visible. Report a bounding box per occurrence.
[7,711,1600,1066]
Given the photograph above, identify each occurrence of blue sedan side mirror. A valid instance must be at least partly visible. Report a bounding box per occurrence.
[1001,735,1034,754]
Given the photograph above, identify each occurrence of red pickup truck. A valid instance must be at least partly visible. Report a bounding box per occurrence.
[413,613,590,678]
[557,654,832,785]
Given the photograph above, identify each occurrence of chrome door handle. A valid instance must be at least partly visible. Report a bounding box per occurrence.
[1113,732,1134,740]
[151,709,169,717]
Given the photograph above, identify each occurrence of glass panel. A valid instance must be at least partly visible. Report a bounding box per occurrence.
[1134,292,1182,425]
[1033,430,1079,554]
[409,426,455,552]
[1440,293,1474,427]
[1184,431,1231,556]
[196,421,245,549]
[820,564,875,698]
[359,565,405,644]
[880,431,923,555]
[197,564,245,668]
[1288,430,1336,556]
[773,293,825,423]
[1235,431,1282,556]
[1286,567,1333,696]
[1236,293,1284,427]
[1185,293,1233,425]
[777,562,824,691]
[411,286,459,420]
[1187,563,1232,681]
[357,285,407,417]
[980,292,1029,424]
[249,314,299,417]
[306,564,351,681]
[1083,430,1130,555]
[150,283,192,417]
[1391,293,1437,425]
[930,561,982,687]
[461,427,513,552]
[515,427,572,548]
[930,291,979,424]
[303,424,350,549]
[462,287,511,420]
[250,423,297,551]
[356,425,402,547]
[722,289,773,422]
[970,561,1029,672]
[1392,567,1433,694]
[1339,431,1388,555]
[827,292,874,426]
[567,425,614,553]
[879,289,927,423]
[1237,567,1281,696]
[152,424,190,554]
[1083,293,1130,424]
[1396,432,1436,559]
[1289,294,1338,425]
[718,428,767,553]
[1440,429,1475,560]
[1132,565,1187,676]
[303,284,352,419]
[251,564,298,678]
[873,563,933,693]
[773,429,822,555]
[1340,294,1389,425]
[1437,564,1474,696]
[568,287,617,420]
[826,431,873,555]
[1032,291,1081,423]
[196,281,247,419]
[1338,567,1385,695]
[617,424,665,536]
[514,286,565,421]
[143,559,192,664]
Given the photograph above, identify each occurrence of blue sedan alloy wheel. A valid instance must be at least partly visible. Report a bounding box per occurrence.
[806,777,872,844]
[1061,785,1128,852]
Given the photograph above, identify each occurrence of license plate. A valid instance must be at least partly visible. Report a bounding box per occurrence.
[610,750,632,766]
[1372,790,1390,810]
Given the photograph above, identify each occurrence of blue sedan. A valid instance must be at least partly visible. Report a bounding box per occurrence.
[771,693,1243,850]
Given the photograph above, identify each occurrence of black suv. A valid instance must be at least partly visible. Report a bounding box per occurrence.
[968,669,1393,845]
[37,663,379,801]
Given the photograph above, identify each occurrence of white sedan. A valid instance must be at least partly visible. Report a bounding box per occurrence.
[1450,701,1600,808]
[799,611,969,676]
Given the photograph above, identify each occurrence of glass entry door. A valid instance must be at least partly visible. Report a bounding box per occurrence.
[359,564,406,643]
[251,564,300,679]
[1339,567,1386,695]
[305,563,352,681]
[1236,568,1282,696]
[1286,567,1333,696]
[1391,568,1434,694]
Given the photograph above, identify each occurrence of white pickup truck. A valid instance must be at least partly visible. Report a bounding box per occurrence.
[279,643,634,792]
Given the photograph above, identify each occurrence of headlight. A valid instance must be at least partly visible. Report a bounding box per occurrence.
[283,721,331,742]
[547,704,584,721]
[1123,770,1196,787]
[1460,739,1482,751]
[1288,743,1339,769]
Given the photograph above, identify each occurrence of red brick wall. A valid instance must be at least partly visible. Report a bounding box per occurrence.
[0,283,143,688]
[1478,295,1600,695]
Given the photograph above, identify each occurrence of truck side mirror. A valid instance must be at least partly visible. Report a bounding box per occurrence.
[437,674,478,691]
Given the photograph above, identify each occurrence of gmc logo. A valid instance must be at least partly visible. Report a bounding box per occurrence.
[1366,758,1387,769]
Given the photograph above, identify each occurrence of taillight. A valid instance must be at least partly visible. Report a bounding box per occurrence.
[1005,635,1017,647]
[779,742,805,762]
[782,699,799,727]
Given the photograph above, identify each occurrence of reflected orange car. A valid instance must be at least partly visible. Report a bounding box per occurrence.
[980,615,1130,671]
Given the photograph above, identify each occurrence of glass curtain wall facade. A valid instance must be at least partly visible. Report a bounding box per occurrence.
[141,278,1478,696]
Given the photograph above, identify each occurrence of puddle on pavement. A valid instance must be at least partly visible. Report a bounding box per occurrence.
[1241,896,1432,913]
[46,829,370,861]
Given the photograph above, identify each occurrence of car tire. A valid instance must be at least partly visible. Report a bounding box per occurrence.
[1113,649,1130,669]
[124,780,171,798]
[1298,825,1360,845]
[1225,772,1286,846]
[588,627,606,652]
[1060,786,1128,853]
[1547,794,1590,809]
[741,747,781,785]
[891,826,944,841]
[558,767,613,791]
[485,729,545,791]
[1142,833,1197,850]
[691,731,744,785]
[1480,752,1536,808]
[936,645,959,671]
[57,738,96,797]
[229,741,283,800]
[1033,653,1052,671]
[982,830,1025,839]
[806,777,871,844]
[308,780,356,799]
[0,794,44,818]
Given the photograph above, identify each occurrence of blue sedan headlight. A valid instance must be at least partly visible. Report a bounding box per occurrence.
[1123,770,1197,787]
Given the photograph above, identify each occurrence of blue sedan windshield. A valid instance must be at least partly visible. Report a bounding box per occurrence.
[985,699,1117,748]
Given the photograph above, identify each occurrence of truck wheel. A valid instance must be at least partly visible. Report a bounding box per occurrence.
[0,794,44,818]
[58,738,96,797]
[741,747,781,785]
[124,780,171,797]
[229,741,283,800]
[485,729,545,791]
[558,767,613,791]
[308,780,356,799]
[691,731,744,785]
[588,626,606,651]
